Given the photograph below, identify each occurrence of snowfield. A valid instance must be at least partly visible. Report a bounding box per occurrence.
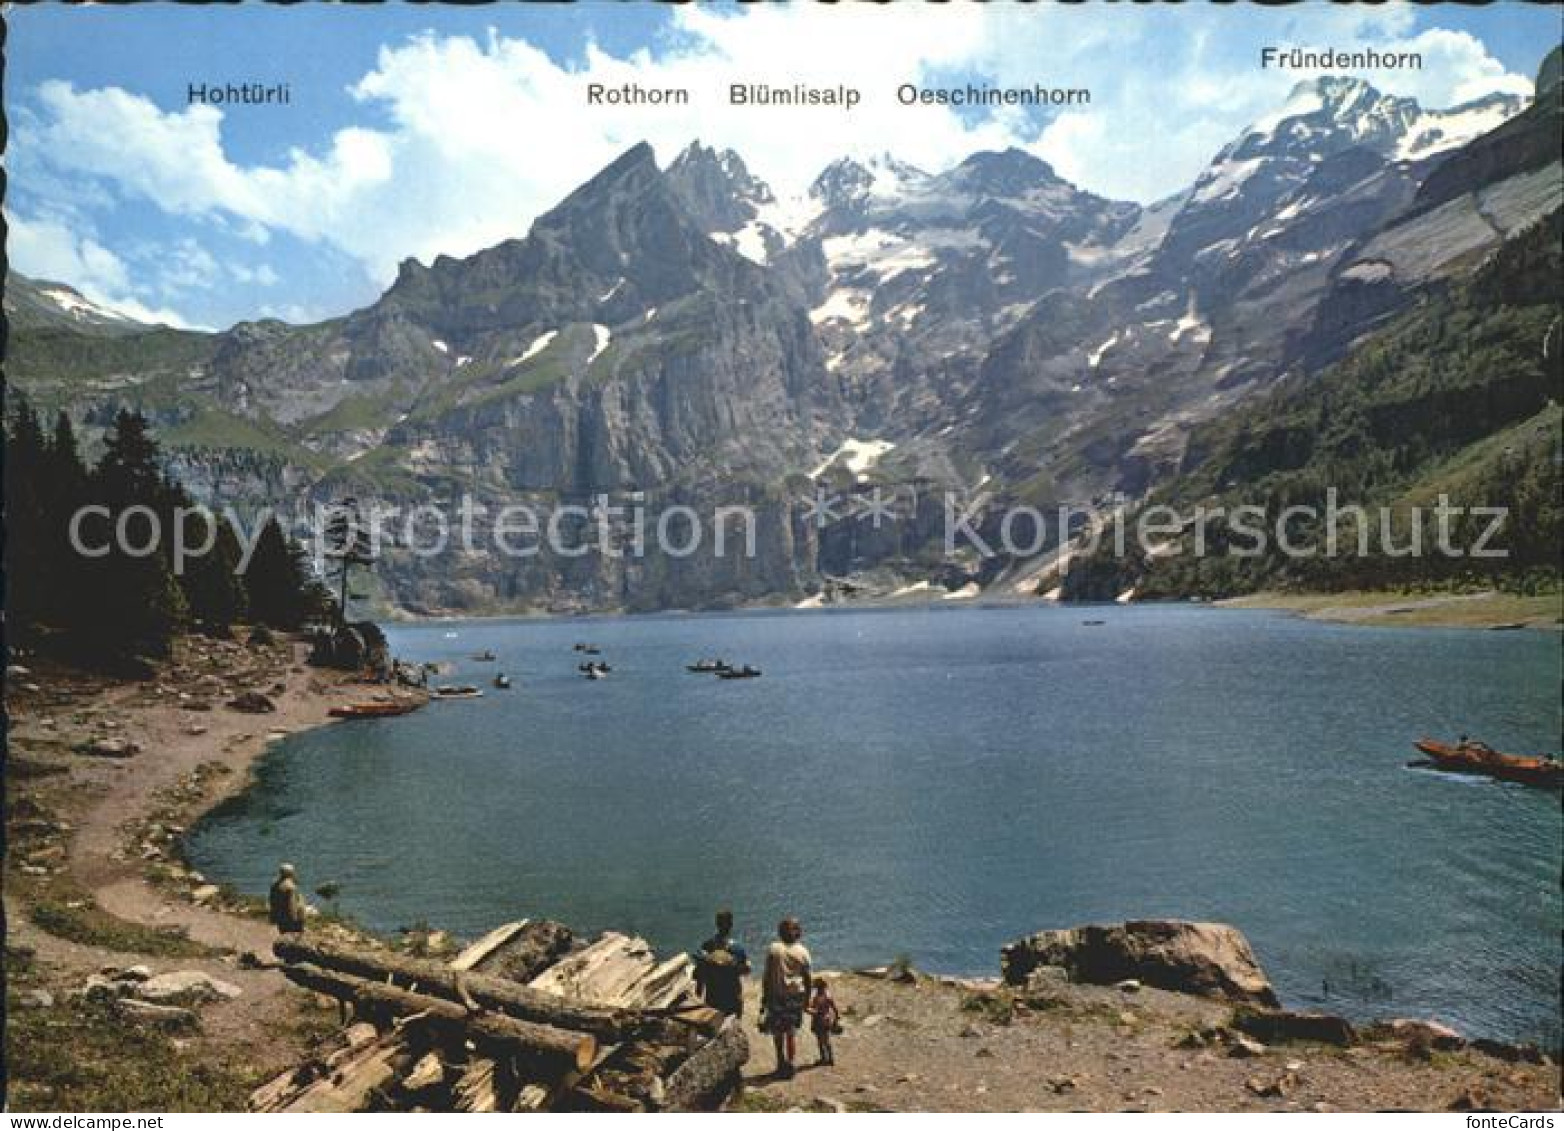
[810,437,896,479]
[509,330,558,367]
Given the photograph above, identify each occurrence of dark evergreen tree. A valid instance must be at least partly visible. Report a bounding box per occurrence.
[322,497,376,627]
[245,515,313,629]
[39,410,92,628]
[70,410,187,658]
[181,514,248,635]
[4,398,50,636]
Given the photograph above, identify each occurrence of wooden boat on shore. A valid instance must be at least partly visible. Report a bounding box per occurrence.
[1412,739,1563,789]
[329,700,423,720]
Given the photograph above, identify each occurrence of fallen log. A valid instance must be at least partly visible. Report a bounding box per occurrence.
[251,1029,409,1113]
[529,932,695,1009]
[659,1016,750,1112]
[470,919,576,983]
[449,920,532,972]
[274,936,638,1039]
[280,962,597,1074]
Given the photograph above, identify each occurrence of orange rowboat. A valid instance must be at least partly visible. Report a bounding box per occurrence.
[329,701,423,720]
[1412,739,1563,789]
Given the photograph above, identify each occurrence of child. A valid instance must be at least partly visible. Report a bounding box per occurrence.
[807,976,841,1066]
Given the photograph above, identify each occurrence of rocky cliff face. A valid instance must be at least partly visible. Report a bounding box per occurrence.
[8,74,1552,613]
[959,76,1545,506]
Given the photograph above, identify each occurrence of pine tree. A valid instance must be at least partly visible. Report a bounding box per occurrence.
[182,514,248,636]
[323,497,376,627]
[39,411,91,628]
[70,409,187,658]
[4,398,50,635]
[245,516,313,629]
[95,409,170,512]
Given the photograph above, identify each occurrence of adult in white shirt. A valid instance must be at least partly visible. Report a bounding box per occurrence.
[761,917,812,1078]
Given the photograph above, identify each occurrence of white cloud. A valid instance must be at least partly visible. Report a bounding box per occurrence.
[6,211,203,329]
[12,4,1536,320]
[29,80,394,232]
[1031,9,1536,202]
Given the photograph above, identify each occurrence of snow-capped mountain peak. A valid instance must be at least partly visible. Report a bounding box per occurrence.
[1394,90,1529,160]
[1235,76,1525,164]
[3,274,148,336]
[946,147,1064,197]
[809,153,931,209]
[666,140,815,266]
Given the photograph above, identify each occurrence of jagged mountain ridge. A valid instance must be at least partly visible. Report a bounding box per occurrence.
[6,71,1556,612]
[954,76,1548,507]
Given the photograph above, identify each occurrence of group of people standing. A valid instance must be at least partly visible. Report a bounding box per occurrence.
[694,910,840,1078]
[270,868,837,1080]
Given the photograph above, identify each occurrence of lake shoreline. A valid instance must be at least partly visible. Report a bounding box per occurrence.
[374,586,1564,634]
[7,626,1559,1110]
[1215,588,1563,630]
[4,632,375,1108]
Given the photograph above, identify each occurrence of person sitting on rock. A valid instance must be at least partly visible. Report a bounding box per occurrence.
[694,909,751,1018]
[268,862,306,934]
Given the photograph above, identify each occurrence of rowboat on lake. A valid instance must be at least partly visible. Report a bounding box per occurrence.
[329,700,423,720]
[1412,738,1563,789]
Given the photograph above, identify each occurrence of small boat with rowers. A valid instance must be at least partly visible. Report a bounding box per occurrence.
[492,673,512,689]
[686,658,732,674]
[433,684,484,700]
[328,700,424,720]
[470,650,497,662]
[573,643,602,656]
[581,661,611,680]
[1411,738,1563,789]
[716,664,762,680]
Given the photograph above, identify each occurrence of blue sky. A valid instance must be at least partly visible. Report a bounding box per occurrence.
[7,1,1559,330]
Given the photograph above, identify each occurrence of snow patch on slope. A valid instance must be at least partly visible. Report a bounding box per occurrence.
[41,287,137,325]
[810,289,872,328]
[810,438,896,479]
[509,330,557,367]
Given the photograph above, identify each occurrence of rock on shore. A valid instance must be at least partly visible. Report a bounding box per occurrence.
[1001,920,1280,1007]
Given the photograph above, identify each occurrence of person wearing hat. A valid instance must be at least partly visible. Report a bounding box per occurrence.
[268,863,306,934]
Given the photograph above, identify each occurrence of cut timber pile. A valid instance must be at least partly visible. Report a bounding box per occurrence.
[252,919,747,1113]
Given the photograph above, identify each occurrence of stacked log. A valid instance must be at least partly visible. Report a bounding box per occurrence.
[273,936,638,1038]
[279,961,598,1072]
[254,918,745,1113]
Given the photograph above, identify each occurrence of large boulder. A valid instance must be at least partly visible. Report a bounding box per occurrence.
[226,691,276,714]
[136,970,243,1004]
[1001,920,1280,1007]
[309,620,389,674]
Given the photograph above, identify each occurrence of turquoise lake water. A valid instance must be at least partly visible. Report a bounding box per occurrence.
[187,604,1562,1045]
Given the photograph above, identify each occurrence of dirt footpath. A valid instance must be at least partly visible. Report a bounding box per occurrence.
[734,973,1559,1113]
